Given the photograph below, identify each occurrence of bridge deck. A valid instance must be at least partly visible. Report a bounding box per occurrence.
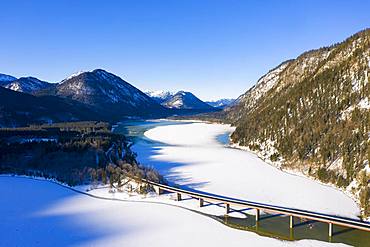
[144,179,370,234]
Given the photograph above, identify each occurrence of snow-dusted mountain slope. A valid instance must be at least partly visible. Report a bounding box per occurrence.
[162,91,214,110]
[44,69,168,118]
[146,90,174,103]
[205,98,235,108]
[1,77,53,93]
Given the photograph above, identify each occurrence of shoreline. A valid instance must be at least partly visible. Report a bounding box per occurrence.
[227,141,367,222]
[1,175,357,247]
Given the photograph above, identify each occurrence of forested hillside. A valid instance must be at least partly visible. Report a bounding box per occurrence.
[229,29,370,217]
[0,122,162,188]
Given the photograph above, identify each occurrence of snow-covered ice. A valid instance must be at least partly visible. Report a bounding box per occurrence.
[0,176,348,247]
[133,122,360,219]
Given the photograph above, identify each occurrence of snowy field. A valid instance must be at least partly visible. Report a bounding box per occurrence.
[0,176,347,247]
[133,122,360,219]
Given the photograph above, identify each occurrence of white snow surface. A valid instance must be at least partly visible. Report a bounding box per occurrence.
[146,90,174,99]
[135,122,360,219]
[0,176,348,247]
[62,70,87,81]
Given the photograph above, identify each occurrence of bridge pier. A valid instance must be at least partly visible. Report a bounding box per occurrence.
[255,208,260,221]
[289,215,294,228]
[225,203,230,215]
[199,198,204,207]
[153,185,164,195]
[176,193,182,201]
[289,227,294,240]
[328,222,333,237]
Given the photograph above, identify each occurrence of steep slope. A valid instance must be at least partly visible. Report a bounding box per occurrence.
[1,77,53,93]
[0,87,100,127]
[163,91,214,110]
[228,29,370,217]
[41,69,168,119]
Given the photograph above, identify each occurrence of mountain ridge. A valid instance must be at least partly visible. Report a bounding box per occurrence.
[1,77,53,93]
[38,69,169,118]
[227,28,370,217]
[162,91,214,110]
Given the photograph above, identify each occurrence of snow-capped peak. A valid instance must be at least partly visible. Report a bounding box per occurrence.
[205,98,236,108]
[1,77,52,93]
[62,70,87,82]
[146,90,174,98]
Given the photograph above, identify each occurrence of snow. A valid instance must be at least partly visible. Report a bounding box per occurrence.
[146,90,174,99]
[169,99,183,108]
[340,97,370,120]
[358,97,370,110]
[9,82,21,91]
[133,122,360,219]
[63,70,86,81]
[1,76,51,93]
[0,176,348,247]
[206,98,235,108]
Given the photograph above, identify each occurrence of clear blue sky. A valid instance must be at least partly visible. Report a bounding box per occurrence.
[1,0,369,100]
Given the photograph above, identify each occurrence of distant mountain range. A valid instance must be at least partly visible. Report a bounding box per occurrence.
[162,91,214,110]
[0,70,222,127]
[146,90,174,104]
[0,76,53,93]
[146,90,234,110]
[205,99,235,108]
[38,69,168,118]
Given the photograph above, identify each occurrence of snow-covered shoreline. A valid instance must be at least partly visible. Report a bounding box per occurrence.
[1,175,350,247]
[134,122,360,219]
[228,141,369,222]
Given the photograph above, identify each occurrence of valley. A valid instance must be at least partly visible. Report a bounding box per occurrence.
[0,10,369,246]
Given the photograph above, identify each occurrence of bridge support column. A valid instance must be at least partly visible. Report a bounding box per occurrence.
[328,222,333,237]
[255,209,260,222]
[289,215,294,228]
[153,185,163,195]
[225,203,230,215]
[199,198,204,207]
[176,193,182,201]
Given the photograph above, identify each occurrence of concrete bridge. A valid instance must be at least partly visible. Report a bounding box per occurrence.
[144,179,370,237]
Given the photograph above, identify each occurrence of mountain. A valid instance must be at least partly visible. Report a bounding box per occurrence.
[0,73,16,83]
[146,90,174,104]
[162,91,214,110]
[0,87,100,127]
[227,29,370,217]
[206,98,235,108]
[1,77,53,93]
[40,69,168,119]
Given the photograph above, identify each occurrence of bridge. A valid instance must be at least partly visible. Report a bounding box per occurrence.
[143,179,370,237]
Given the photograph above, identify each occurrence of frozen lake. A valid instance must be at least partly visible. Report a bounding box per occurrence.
[117,120,359,219]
